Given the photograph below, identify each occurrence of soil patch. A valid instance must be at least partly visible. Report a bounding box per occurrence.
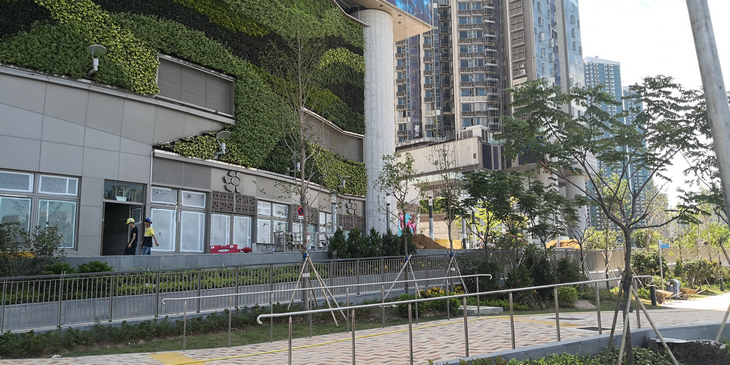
[413,234,445,249]
[649,339,730,365]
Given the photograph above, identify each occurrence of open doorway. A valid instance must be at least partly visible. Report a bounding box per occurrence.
[102,203,142,255]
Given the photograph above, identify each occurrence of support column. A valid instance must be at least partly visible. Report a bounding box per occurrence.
[356,10,396,234]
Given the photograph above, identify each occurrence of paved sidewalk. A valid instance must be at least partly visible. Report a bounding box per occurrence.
[3,294,729,365]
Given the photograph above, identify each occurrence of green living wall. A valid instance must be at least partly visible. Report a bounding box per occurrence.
[0,0,366,195]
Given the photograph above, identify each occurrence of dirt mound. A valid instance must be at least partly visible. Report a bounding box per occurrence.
[413,234,446,249]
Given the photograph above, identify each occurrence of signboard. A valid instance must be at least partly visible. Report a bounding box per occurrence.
[297,206,304,220]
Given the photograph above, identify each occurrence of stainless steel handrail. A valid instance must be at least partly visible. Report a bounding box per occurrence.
[161,273,494,304]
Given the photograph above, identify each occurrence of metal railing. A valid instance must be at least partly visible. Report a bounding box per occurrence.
[252,276,654,365]
[162,273,495,349]
[0,253,481,332]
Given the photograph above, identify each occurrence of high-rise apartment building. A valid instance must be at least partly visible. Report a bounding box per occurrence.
[395,0,586,149]
[583,57,649,228]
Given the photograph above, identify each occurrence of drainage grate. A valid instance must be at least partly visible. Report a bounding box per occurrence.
[578,327,611,331]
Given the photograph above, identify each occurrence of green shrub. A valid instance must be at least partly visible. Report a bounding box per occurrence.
[42,262,77,275]
[0,223,66,277]
[556,257,583,284]
[76,260,115,273]
[395,294,424,318]
[556,286,578,307]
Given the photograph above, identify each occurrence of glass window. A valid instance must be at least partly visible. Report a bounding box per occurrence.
[476,88,487,96]
[472,3,482,10]
[0,171,33,193]
[257,219,271,243]
[461,88,473,97]
[180,211,205,252]
[425,90,434,98]
[458,3,468,10]
[474,74,486,82]
[104,181,144,203]
[258,201,271,216]
[458,17,469,25]
[273,204,288,219]
[397,72,405,79]
[459,46,469,54]
[461,74,471,82]
[181,191,206,208]
[424,50,432,58]
[151,209,176,251]
[210,214,230,247]
[39,175,78,196]
[462,118,473,127]
[151,187,178,205]
[462,103,472,112]
[38,199,76,249]
[425,76,433,84]
[424,63,433,71]
[397,59,405,67]
[472,16,482,24]
[233,216,252,248]
[0,197,31,231]
[460,60,470,68]
[459,31,469,39]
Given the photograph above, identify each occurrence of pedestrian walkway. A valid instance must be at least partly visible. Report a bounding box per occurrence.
[3,294,730,365]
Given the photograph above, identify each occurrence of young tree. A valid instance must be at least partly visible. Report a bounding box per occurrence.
[263,27,336,252]
[375,152,424,256]
[517,178,582,250]
[499,77,702,362]
[461,169,525,247]
[428,140,463,250]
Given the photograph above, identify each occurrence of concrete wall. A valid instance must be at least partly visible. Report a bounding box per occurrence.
[441,323,730,364]
[61,249,483,271]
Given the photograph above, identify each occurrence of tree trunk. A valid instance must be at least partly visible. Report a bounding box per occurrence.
[719,240,730,265]
[621,227,634,365]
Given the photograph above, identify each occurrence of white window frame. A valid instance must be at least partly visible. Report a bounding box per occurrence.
[181,190,206,208]
[180,211,205,252]
[0,171,34,193]
[38,175,78,196]
[151,208,177,252]
[210,214,231,247]
[233,216,252,248]
[151,187,178,205]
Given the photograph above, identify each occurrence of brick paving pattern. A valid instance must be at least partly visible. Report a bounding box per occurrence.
[2,293,729,365]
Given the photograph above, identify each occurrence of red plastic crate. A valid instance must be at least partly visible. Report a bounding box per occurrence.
[210,245,240,254]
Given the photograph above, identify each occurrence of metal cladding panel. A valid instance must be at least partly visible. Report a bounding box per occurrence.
[152,158,184,186]
[182,163,211,190]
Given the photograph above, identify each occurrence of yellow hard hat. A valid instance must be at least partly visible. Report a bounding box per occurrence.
[126,218,135,224]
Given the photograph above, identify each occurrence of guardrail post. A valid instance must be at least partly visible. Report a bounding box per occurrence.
[228,296,232,348]
[270,292,274,343]
[288,316,293,365]
[155,271,161,318]
[634,278,641,328]
[108,275,115,322]
[57,274,64,327]
[415,286,419,325]
[346,287,350,333]
[196,269,202,313]
[183,300,187,351]
[1,280,6,332]
[235,267,240,309]
[356,260,361,295]
[595,283,603,335]
[351,308,356,365]
[476,276,480,317]
[329,261,335,288]
[408,303,413,365]
[554,287,561,342]
[446,284,450,320]
[509,292,515,349]
[463,296,469,357]
[381,284,385,329]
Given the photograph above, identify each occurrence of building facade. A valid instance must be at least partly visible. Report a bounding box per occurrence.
[0,0,371,257]
[583,57,649,228]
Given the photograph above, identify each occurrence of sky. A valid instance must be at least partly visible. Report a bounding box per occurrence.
[578,0,730,205]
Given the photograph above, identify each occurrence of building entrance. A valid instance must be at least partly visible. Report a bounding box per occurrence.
[102,203,142,255]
